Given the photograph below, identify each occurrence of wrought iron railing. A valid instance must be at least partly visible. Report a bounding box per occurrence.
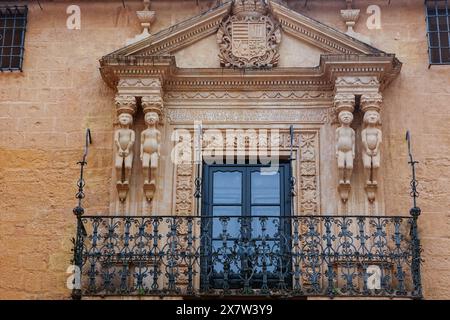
[71,215,422,299]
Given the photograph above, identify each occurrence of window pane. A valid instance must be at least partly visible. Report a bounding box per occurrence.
[212,206,241,238]
[429,32,439,46]
[251,171,280,204]
[441,47,450,62]
[213,171,242,204]
[428,16,438,31]
[439,16,449,31]
[431,48,441,63]
[440,32,450,46]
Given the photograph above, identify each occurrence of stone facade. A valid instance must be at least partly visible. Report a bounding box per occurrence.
[0,0,449,299]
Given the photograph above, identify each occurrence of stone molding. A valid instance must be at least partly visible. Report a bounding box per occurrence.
[166,108,333,124]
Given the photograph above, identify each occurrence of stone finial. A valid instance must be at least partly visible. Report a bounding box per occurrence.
[341,9,360,34]
[126,0,156,45]
[340,0,371,44]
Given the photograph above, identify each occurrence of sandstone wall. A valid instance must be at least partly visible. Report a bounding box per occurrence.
[0,0,448,299]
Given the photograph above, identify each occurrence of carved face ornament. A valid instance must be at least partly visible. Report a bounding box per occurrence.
[118,113,133,126]
[339,111,353,125]
[364,110,381,125]
[145,112,159,125]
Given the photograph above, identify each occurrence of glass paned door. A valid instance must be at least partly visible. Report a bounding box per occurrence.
[201,162,291,291]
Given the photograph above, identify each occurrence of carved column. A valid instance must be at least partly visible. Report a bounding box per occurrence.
[360,93,383,204]
[114,95,137,202]
[140,79,165,202]
[333,93,355,204]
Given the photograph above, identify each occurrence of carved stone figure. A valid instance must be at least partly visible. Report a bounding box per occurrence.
[141,111,161,201]
[362,110,382,185]
[114,113,135,202]
[336,110,355,185]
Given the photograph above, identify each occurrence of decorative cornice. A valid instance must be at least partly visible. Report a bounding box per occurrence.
[100,54,401,91]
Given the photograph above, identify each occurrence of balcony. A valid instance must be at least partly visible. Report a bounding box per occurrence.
[71,215,422,299]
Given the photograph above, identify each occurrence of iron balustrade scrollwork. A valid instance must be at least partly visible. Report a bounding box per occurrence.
[72,215,422,299]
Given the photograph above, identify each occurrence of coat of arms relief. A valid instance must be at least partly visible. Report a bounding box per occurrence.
[217,0,281,68]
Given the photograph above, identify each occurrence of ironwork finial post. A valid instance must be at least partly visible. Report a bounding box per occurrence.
[289,125,297,215]
[71,128,91,300]
[406,130,423,298]
[194,123,203,216]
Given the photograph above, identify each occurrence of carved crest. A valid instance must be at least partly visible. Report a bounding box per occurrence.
[217,1,281,68]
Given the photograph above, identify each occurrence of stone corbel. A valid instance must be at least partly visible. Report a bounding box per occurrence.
[114,95,137,202]
[361,93,383,203]
[334,93,356,203]
[141,91,165,202]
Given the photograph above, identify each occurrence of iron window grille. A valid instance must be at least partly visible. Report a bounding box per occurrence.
[0,5,27,72]
[425,0,450,65]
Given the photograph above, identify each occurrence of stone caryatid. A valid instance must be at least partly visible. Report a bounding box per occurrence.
[361,93,383,203]
[361,109,382,185]
[336,110,355,185]
[334,93,355,203]
[141,94,164,201]
[114,95,137,202]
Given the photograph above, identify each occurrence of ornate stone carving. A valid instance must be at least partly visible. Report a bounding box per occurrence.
[166,108,333,124]
[114,113,136,202]
[165,91,333,101]
[361,92,383,203]
[115,95,136,115]
[361,92,383,113]
[333,93,355,113]
[141,112,161,201]
[141,94,165,120]
[299,132,319,214]
[175,163,194,215]
[118,78,162,89]
[336,110,355,203]
[217,0,281,68]
[361,110,382,187]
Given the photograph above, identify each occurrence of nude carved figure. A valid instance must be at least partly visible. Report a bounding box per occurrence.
[141,112,161,186]
[361,110,382,185]
[114,113,135,185]
[336,110,355,185]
